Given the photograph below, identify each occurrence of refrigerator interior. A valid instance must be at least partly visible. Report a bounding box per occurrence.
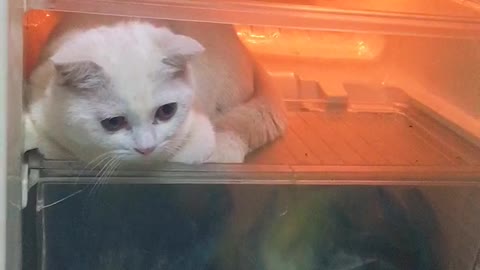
[6,0,480,269]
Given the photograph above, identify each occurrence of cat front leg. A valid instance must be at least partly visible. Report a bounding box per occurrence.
[169,113,248,164]
[210,63,287,160]
[169,113,216,164]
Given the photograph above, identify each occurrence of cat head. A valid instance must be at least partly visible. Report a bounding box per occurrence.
[44,22,205,161]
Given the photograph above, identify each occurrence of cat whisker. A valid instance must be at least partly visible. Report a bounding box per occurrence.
[101,156,123,183]
[75,150,124,181]
[89,155,125,198]
[95,156,118,179]
[74,151,121,193]
[88,156,118,197]
[83,151,118,170]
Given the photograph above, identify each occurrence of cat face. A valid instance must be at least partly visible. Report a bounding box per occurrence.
[46,22,205,161]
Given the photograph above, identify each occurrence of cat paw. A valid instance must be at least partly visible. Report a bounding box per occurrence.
[169,113,216,164]
[170,147,214,164]
[206,132,248,163]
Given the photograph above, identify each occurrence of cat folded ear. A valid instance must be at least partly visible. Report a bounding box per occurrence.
[161,34,205,71]
[51,60,108,90]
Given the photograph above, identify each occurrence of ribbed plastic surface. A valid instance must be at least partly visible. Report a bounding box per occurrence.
[248,110,480,167]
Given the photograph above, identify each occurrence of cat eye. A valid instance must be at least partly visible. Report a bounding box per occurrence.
[155,103,177,121]
[101,116,128,132]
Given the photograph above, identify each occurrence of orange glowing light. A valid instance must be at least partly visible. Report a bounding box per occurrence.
[235,25,385,61]
[24,10,63,79]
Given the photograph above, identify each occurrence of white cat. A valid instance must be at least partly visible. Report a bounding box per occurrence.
[26,14,286,164]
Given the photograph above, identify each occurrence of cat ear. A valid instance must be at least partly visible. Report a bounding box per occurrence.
[161,35,205,70]
[51,60,107,90]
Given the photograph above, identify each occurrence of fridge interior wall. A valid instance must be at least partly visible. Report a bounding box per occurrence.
[381,35,480,142]
[242,29,480,145]
[20,7,480,270]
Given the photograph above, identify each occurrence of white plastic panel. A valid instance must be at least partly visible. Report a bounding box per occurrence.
[1,0,25,270]
[0,1,8,268]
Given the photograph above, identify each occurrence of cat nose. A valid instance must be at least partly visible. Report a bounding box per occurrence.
[134,146,156,156]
